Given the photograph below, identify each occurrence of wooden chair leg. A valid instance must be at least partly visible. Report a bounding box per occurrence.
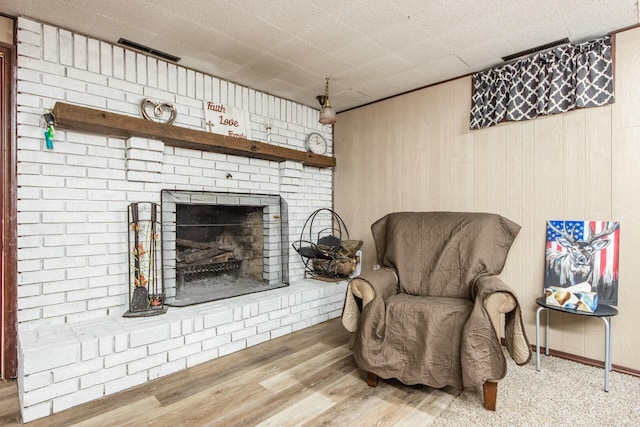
[366,371,378,387]
[483,381,497,411]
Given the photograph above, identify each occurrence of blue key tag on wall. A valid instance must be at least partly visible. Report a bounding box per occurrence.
[44,125,54,149]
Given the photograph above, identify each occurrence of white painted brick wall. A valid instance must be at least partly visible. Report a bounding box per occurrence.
[15,17,333,331]
[15,16,344,423]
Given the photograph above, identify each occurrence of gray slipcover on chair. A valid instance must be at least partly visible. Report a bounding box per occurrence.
[342,212,531,410]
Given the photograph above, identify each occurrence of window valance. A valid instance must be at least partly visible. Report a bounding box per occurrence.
[470,36,614,130]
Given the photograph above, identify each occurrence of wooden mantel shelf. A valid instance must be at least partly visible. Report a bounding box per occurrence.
[51,102,336,168]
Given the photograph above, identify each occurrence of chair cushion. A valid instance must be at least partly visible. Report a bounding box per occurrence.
[367,294,473,388]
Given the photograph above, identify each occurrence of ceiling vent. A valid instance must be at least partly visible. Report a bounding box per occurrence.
[117,38,181,63]
[501,38,570,62]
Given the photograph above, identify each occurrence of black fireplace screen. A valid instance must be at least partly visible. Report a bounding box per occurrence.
[161,190,288,306]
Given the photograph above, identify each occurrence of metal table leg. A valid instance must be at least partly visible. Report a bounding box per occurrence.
[535,306,546,371]
[599,316,611,392]
[609,318,613,372]
[545,308,549,356]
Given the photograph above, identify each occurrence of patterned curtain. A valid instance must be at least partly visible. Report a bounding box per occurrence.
[470,36,614,130]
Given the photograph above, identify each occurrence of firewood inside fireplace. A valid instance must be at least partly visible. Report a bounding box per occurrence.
[177,239,234,265]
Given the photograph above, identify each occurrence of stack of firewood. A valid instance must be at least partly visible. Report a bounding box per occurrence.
[176,238,235,266]
[311,239,363,278]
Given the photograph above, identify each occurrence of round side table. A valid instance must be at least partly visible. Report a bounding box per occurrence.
[535,296,618,391]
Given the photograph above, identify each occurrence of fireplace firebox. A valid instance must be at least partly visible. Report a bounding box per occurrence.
[161,190,288,306]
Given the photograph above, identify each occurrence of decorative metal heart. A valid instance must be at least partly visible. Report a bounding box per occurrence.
[140,98,177,125]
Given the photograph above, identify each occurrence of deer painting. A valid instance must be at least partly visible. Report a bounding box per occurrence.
[545,221,620,296]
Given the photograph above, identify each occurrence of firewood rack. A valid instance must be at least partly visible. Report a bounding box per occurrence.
[292,208,358,279]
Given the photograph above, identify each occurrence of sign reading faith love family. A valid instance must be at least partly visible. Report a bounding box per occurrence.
[204,101,252,140]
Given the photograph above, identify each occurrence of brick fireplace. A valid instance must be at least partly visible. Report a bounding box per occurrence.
[161,190,289,306]
[14,17,345,422]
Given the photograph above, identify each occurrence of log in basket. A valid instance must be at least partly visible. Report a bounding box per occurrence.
[292,208,362,279]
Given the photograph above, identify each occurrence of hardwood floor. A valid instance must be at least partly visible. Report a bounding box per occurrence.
[0,319,456,426]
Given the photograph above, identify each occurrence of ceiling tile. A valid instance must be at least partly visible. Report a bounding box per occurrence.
[98,0,176,36]
[331,88,375,108]
[322,0,407,35]
[434,54,472,72]
[300,55,353,80]
[502,19,573,55]
[232,65,273,87]
[332,67,378,90]
[196,34,262,66]
[278,67,325,89]
[91,16,160,47]
[412,55,471,83]
[246,54,297,77]
[357,79,407,100]
[268,38,329,66]
[2,0,637,111]
[559,1,638,41]
[5,0,105,36]
[435,18,502,53]
[383,65,428,90]
[182,1,292,52]
[332,38,388,67]
[398,0,490,37]
[475,0,561,35]
[395,37,449,66]
[263,79,317,106]
[455,37,513,68]
[180,54,243,81]
[366,20,437,52]
[296,14,359,53]
[231,0,321,37]
[359,54,414,79]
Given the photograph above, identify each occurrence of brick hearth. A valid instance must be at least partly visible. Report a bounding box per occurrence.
[19,280,346,422]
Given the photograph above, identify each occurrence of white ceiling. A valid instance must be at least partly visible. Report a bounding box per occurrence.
[1,0,638,112]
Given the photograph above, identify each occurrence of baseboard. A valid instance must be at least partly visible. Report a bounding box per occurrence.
[500,338,640,378]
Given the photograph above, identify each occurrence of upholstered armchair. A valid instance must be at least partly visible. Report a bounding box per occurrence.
[342,212,531,410]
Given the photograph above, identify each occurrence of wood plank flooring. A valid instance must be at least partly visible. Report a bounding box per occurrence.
[0,319,456,426]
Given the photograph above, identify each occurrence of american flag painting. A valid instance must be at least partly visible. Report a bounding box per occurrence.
[544,220,620,306]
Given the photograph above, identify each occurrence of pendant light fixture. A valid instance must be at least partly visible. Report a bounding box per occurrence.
[317,78,336,125]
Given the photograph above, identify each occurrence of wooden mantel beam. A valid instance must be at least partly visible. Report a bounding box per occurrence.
[51,102,336,168]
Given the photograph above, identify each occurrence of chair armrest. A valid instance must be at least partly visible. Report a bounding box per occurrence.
[484,292,517,334]
[474,275,531,365]
[342,268,398,332]
[475,275,517,333]
[355,268,399,306]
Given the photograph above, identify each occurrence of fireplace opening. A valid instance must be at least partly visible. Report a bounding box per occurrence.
[161,190,288,307]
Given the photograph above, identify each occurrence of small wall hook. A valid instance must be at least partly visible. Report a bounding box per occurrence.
[42,112,55,126]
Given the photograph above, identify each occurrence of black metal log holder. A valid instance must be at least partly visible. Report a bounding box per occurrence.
[124,202,167,317]
[292,208,353,279]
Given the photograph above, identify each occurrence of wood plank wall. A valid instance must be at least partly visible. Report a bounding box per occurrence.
[334,27,639,371]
